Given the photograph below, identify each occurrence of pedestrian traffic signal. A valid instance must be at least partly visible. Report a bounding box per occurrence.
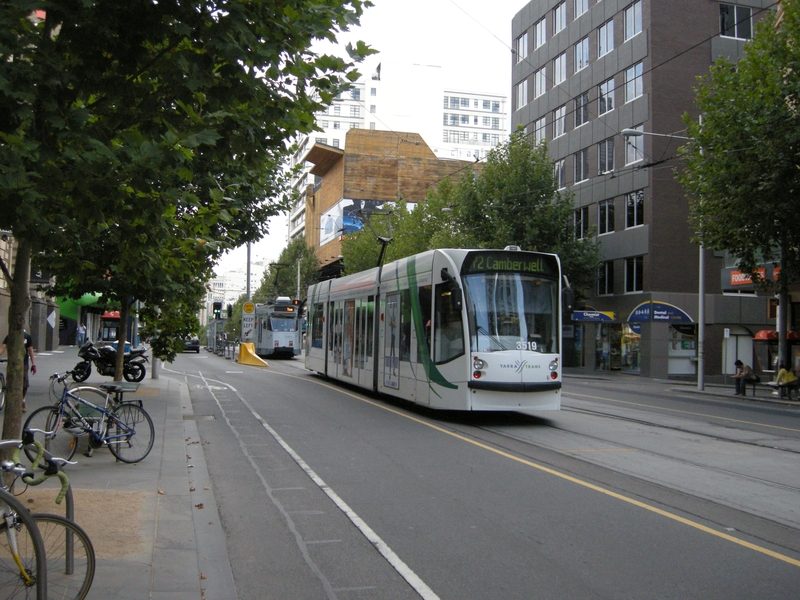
[227,304,232,318]
[212,302,222,319]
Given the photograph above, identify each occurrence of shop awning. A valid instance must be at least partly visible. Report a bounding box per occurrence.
[753,330,800,340]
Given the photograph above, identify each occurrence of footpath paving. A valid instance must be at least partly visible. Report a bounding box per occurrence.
[2,346,237,600]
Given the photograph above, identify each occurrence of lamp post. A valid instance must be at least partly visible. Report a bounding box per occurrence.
[622,128,705,390]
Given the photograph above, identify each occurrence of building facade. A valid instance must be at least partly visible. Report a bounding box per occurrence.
[301,129,479,275]
[511,0,775,380]
[286,62,508,248]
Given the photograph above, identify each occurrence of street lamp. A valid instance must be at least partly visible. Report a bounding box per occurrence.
[622,128,705,390]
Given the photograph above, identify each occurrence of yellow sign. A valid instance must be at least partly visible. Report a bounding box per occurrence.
[243,302,255,314]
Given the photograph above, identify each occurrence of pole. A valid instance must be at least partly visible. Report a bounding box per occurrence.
[697,243,705,391]
[246,242,251,301]
[296,260,301,299]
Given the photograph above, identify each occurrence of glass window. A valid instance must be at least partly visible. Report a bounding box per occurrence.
[554,53,567,85]
[352,89,361,101]
[443,96,449,108]
[334,105,341,115]
[598,199,615,234]
[483,100,490,110]
[492,101,500,112]
[535,18,547,49]
[554,2,567,34]
[720,4,752,40]
[626,190,644,227]
[598,138,614,174]
[534,117,547,145]
[311,303,324,348]
[333,121,340,129]
[574,206,589,239]
[575,92,589,127]
[461,114,469,124]
[625,125,644,164]
[553,105,566,138]
[450,97,460,109]
[624,1,642,41]
[433,281,464,364]
[575,0,589,18]
[554,158,566,189]
[516,79,528,110]
[598,78,615,114]
[535,67,547,98]
[599,19,614,57]
[461,97,470,107]
[574,148,589,183]
[516,31,529,63]
[625,256,644,292]
[332,139,339,147]
[483,116,490,126]
[370,105,376,113]
[575,37,589,72]
[598,261,614,295]
[464,272,559,354]
[625,62,643,102]
[371,88,377,96]
[350,106,360,117]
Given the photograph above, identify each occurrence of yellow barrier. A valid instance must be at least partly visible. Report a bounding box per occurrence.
[237,343,269,367]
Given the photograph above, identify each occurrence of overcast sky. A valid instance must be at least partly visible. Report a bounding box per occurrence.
[215,0,526,277]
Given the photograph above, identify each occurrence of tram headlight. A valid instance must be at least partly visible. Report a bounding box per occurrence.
[473,357,486,371]
[548,358,559,372]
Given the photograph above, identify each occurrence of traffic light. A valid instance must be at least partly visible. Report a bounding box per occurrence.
[212,302,222,319]
[227,304,232,318]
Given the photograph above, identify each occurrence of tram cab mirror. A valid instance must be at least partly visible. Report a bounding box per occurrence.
[562,288,574,314]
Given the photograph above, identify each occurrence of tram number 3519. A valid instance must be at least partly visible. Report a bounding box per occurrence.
[516,341,538,351]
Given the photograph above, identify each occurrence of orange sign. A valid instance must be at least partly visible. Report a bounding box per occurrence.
[730,268,766,286]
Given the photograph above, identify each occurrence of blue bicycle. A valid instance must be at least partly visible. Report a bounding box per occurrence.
[23,372,154,463]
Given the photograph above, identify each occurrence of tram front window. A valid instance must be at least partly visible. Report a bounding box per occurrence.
[269,317,297,332]
[464,273,558,354]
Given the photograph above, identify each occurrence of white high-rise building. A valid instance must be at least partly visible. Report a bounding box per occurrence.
[286,60,509,244]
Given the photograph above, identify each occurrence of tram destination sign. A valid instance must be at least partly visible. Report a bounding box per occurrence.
[463,251,558,277]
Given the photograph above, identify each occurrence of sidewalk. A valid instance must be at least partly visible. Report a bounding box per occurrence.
[3,346,236,600]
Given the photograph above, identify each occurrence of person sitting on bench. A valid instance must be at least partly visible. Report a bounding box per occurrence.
[768,362,798,397]
[732,360,759,395]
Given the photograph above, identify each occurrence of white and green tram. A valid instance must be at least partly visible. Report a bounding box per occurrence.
[305,247,563,411]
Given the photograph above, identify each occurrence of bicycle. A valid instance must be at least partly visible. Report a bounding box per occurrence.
[24,372,155,464]
[0,431,95,599]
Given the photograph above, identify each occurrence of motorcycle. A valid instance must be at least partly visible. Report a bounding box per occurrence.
[72,340,149,383]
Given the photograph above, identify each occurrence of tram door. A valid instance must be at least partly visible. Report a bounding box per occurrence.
[328,300,357,379]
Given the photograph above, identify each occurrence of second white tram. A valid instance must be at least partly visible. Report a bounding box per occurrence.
[254,297,303,358]
[305,248,562,411]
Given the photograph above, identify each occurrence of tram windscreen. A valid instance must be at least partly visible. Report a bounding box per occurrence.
[269,316,297,332]
[463,272,558,354]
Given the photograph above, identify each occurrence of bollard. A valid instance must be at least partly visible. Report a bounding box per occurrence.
[151,357,160,379]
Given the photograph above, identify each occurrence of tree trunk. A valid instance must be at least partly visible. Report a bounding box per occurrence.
[1,239,32,448]
[114,299,130,382]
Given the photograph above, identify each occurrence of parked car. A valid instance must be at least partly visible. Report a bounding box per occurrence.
[184,336,200,353]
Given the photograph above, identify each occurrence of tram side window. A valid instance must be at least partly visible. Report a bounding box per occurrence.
[400,290,412,362]
[434,282,465,364]
[366,296,374,359]
[417,286,432,363]
[311,303,324,348]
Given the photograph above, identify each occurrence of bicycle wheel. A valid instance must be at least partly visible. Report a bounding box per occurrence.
[107,403,155,463]
[23,407,79,463]
[0,372,6,411]
[0,488,47,600]
[30,514,94,600]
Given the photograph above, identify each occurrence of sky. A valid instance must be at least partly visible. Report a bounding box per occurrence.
[214,0,527,277]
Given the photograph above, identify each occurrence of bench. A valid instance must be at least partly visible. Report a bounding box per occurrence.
[763,379,800,400]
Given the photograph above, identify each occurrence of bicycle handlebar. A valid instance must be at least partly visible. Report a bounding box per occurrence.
[3,432,72,504]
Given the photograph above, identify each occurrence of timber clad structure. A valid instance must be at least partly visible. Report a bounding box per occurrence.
[302,129,477,270]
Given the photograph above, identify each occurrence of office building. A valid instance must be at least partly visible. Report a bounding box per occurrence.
[511,0,775,379]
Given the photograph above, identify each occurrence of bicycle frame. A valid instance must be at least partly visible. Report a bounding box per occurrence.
[53,388,137,451]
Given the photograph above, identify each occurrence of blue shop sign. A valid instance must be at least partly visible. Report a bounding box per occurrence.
[572,310,616,322]
[627,301,693,323]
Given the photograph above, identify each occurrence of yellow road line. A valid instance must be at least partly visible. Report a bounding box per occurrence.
[270,370,800,569]
[565,391,800,433]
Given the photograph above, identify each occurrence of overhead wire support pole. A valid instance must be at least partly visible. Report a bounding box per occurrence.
[355,209,394,268]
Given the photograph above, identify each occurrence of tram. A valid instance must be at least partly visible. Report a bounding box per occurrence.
[254,297,303,358]
[305,247,563,411]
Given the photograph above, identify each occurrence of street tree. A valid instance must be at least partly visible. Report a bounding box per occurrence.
[254,236,319,303]
[340,132,598,295]
[0,0,372,440]
[678,6,800,367]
